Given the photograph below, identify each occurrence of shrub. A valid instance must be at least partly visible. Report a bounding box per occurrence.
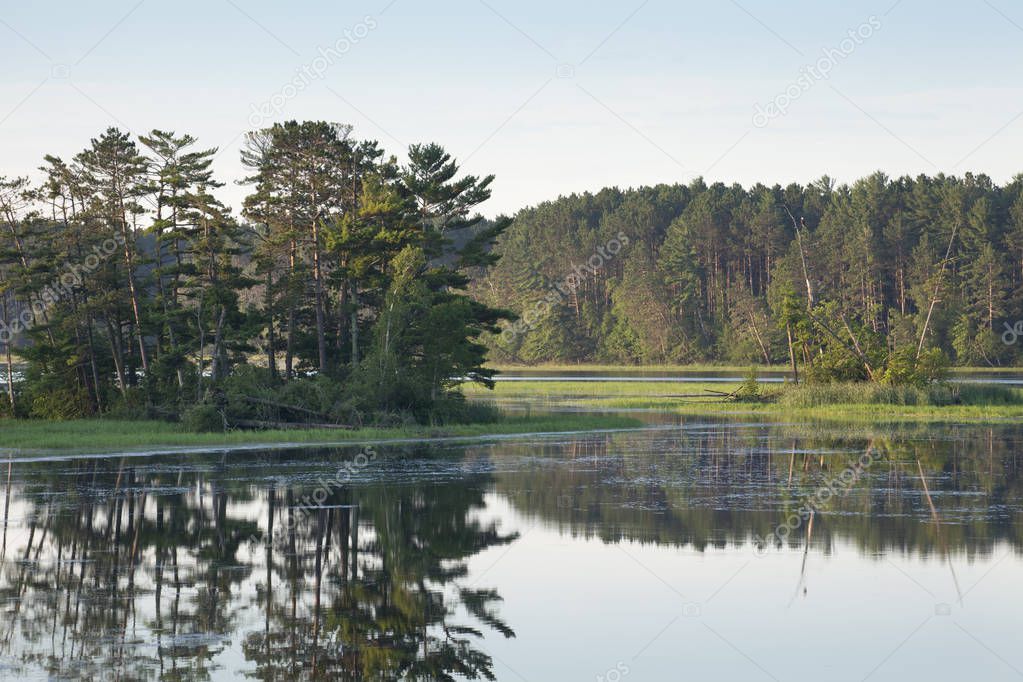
[104,388,156,421]
[29,387,91,420]
[732,367,763,403]
[0,393,16,419]
[804,346,871,383]
[182,404,225,433]
[220,366,359,427]
[880,348,949,387]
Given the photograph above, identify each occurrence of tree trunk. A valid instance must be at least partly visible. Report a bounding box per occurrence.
[785,209,815,309]
[786,323,799,385]
[152,197,182,387]
[87,319,103,412]
[312,221,328,373]
[285,239,297,380]
[2,294,14,410]
[917,224,958,359]
[350,288,360,368]
[748,310,771,364]
[210,306,227,382]
[105,317,127,396]
[265,269,278,380]
[118,209,149,373]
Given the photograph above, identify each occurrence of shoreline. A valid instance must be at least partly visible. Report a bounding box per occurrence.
[465,378,1023,424]
[0,413,642,456]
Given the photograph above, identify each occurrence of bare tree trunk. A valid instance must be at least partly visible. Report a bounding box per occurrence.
[210,306,227,382]
[285,240,297,380]
[105,318,128,396]
[117,209,149,373]
[152,200,183,388]
[86,321,103,413]
[840,314,875,380]
[785,208,815,309]
[265,269,278,380]
[2,293,14,411]
[312,221,327,374]
[350,288,360,368]
[898,266,906,315]
[786,323,799,385]
[196,299,205,401]
[748,310,771,364]
[917,224,959,359]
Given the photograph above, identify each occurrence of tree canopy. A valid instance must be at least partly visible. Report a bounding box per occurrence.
[0,122,512,424]
[474,173,1023,379]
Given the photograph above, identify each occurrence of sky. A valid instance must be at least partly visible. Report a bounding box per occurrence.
[1,0,1022,217]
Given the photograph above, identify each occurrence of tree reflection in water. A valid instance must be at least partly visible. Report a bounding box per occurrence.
[490,424,1023,557]
[0,422,1022,680]
[0,449,516,681]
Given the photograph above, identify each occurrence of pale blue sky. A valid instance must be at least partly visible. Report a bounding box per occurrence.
[1,0,1021,215]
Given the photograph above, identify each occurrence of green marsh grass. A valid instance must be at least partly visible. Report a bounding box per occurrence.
[488,362,789,373]
[0,413,643,454]
[468,378,1023,424]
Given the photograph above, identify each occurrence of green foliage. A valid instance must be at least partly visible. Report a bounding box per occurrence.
[879,348,949,387]
[472,173,1023,375]
[1,122,511,427]
[181,404,225,433]
[104,389,155,421]
[804,345,870,383]
[29,387,91,420]
[220,365,355,426]
[733,367,763,402]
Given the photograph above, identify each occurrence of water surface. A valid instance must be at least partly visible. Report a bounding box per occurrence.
[0,418,1021,680]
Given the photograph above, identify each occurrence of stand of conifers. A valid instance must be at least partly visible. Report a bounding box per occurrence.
[0,122,513,426]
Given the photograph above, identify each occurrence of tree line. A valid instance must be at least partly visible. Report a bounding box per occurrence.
[0,122,510,423]
[474,174,1023,380]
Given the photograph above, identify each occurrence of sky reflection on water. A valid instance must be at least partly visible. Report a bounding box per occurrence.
[0,420,1020,681]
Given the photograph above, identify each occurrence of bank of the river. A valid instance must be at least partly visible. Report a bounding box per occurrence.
[489,362,1023,374]
[0,413,642,454]
[464,379,1023,424]
[488,362,790,373]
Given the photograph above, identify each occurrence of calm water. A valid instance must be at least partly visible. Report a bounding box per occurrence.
[0,418,1022,681]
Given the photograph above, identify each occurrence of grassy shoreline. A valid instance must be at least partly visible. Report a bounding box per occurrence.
[488,363,1023,375]
[0,413,643,454]
[465,379,1023,424]
[6,369,1023,454]
[488,362,789,373]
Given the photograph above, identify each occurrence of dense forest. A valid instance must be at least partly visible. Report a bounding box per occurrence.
[474,174,1023,376]
[3,122,1021,425]
[0,122,511,424]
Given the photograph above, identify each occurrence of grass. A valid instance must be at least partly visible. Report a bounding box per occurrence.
[466,378,1023,424]
[0,413,643,454]
[949,366,1023,374]
[489,362,1023,375]
[7,368,1022,453]
[488,362,789,373]
[466,380,744,398]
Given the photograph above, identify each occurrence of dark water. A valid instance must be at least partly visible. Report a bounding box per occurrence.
[0,420,1022,681]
